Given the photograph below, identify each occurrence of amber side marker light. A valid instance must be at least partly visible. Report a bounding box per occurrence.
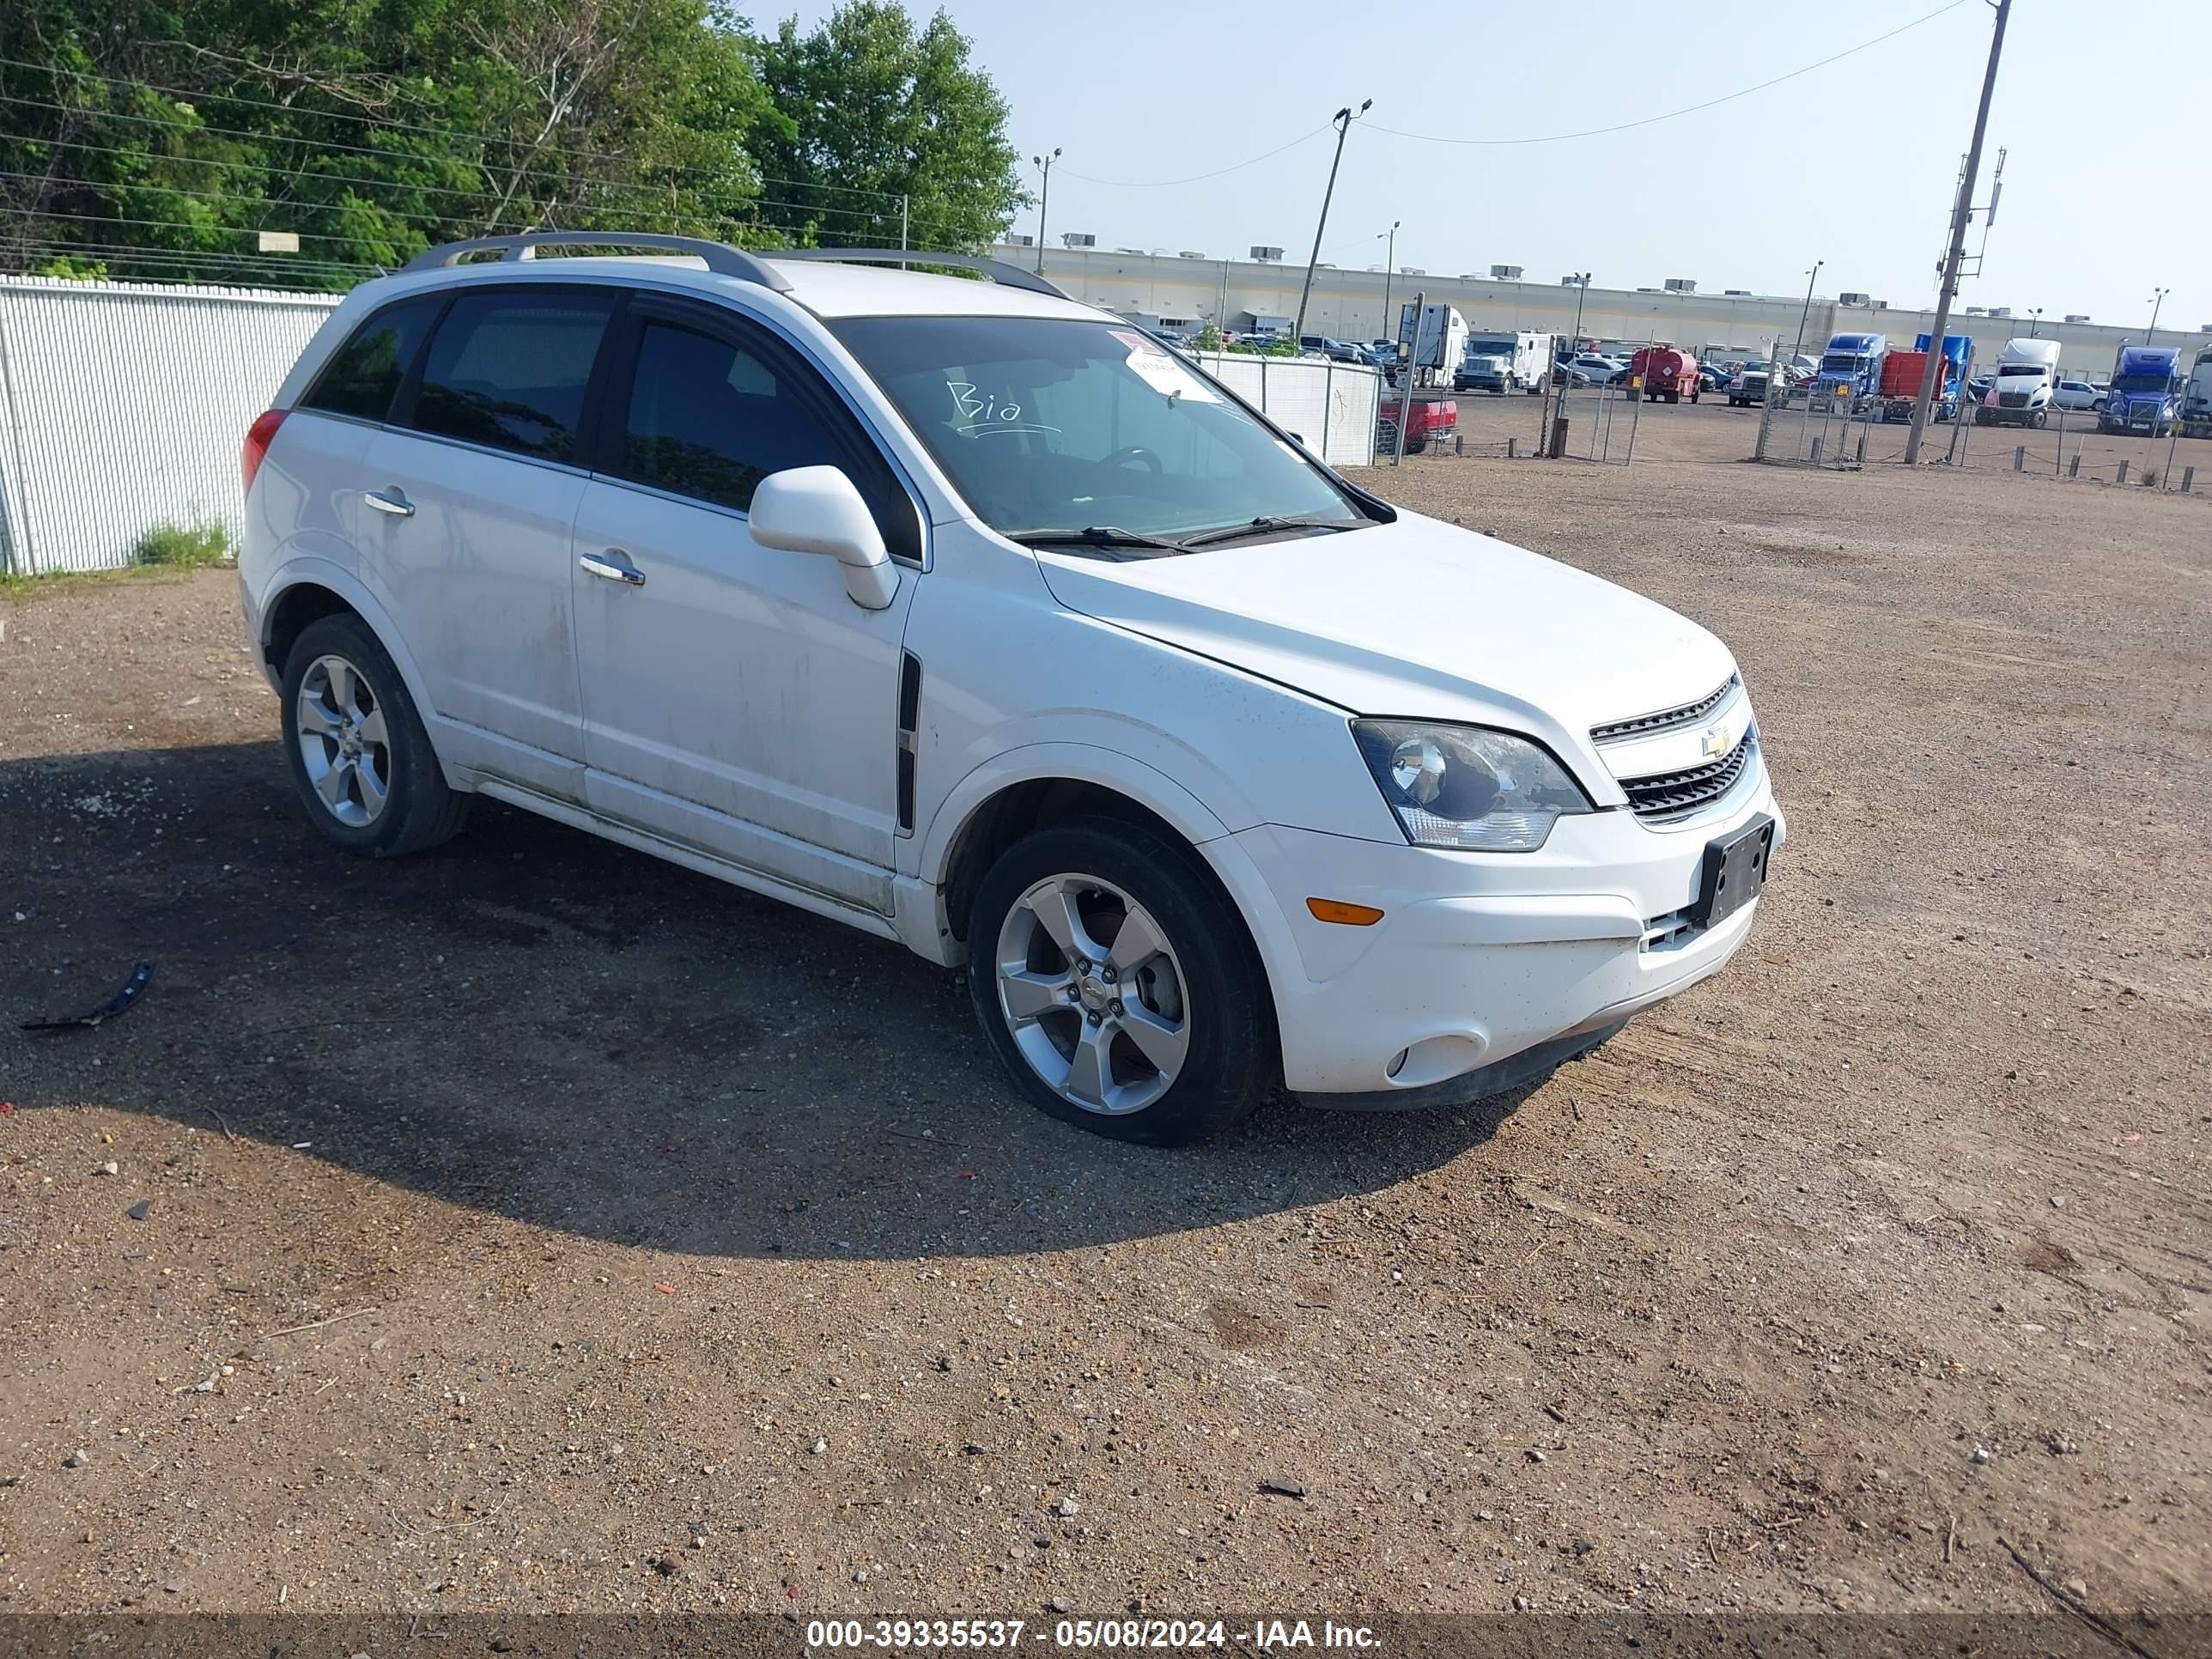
[1306,897,1385,927]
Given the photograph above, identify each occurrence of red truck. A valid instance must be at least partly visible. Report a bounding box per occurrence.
[1628,345,1701,404]
[1876,349,1929,422]
[1377,393,1458,455]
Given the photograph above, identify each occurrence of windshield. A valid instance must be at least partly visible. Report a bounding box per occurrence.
[830,316,1364,544]
[1997,363,2048,376]
[1466,339,1514,356]
[2112,371,2174,393]
[1820,353,1869,374]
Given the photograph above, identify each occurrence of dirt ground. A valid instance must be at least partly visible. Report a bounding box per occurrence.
[0,442,2206,1630]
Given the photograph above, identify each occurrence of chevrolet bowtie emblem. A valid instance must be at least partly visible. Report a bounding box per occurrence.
[1700,723,1735,758]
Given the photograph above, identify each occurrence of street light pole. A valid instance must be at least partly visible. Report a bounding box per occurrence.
[1793,261,1823,363]
[1377,221,1399,349]
[2028,307,2043,337]
[1030,148,1060,276]
[1569,271,1591,352]
[2146,287,2168,348]
[1905,0,2011,464]
[1293,99,1370,342]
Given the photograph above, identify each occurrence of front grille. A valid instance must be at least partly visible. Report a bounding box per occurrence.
[1620,733,1753,824]
[1998,390,2030,407]
[1590,674,1740,745]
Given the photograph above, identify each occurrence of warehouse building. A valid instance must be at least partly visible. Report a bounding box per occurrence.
[1000,242,2202,380]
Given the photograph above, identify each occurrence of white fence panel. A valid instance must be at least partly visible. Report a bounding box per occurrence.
[0,276,338,574]
[1193,352,1378,468]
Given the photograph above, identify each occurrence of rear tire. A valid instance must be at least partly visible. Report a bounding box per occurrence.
[966,817,1269,1146]
[280,613,469,859]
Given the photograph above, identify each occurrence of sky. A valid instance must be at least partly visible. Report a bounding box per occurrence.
[775,0,2208,333]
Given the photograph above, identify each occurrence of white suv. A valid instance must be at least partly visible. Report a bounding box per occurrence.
[239,233,1783,1146]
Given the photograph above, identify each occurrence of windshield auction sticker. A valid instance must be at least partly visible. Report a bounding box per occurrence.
[1109,329,1218,403]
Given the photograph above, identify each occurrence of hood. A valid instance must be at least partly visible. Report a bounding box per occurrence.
[1031,512,1735,770]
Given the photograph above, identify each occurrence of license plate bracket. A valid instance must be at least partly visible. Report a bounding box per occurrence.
[1692,812,1774,930]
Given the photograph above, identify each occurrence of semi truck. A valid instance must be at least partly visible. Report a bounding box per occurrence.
[1811,331,1887,411]
[1626,344,1701,404]
[1455,330,1554,394]
[1875,333,1970,422]
[1975,337,2061,427]
[2099,344,2186,436]
[2182,344,2212,440]
[1395,301,1469,391]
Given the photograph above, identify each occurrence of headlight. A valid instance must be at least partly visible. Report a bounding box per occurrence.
[1352,720,1594,852]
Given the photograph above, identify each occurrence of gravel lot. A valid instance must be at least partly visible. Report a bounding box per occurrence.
[1,442,2206,1626]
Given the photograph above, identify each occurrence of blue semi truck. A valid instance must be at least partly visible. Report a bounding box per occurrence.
[2100,344,2185,436]
[1811,331,1886,412]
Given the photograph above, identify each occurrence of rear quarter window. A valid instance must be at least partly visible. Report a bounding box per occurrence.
[301,296,441,422]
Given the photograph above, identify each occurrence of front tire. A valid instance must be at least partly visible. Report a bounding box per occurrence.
[966,818,1269,1146]
[280,613,468,858]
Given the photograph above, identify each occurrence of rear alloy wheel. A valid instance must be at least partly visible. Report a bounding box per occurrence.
[280,613,469,858]
[968,819,1268,1146]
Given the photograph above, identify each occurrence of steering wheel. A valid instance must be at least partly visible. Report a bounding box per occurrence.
[1098,445,1164,476]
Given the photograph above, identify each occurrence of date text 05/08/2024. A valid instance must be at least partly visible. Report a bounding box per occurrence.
[805,1619,1381,1651]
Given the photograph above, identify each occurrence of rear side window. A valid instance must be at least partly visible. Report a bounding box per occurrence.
[301,296,440,422]
[618,320,846,513]
[411,290,618,463]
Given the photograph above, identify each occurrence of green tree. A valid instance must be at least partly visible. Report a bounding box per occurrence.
[2,0,777,288]
[750,2,1022,254]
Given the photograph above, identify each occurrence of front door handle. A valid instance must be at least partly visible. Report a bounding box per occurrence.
[579,549,646,587]
[363,487,414,518]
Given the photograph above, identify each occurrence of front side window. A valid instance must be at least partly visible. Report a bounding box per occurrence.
[617,320,847,514]
[303,296,441,422]
[831,315,1366,549]
[411,289,618,463]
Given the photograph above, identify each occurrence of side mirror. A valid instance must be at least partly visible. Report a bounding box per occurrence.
[747,465,900,611]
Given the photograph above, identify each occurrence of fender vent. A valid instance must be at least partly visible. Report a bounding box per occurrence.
[896,652,921,835]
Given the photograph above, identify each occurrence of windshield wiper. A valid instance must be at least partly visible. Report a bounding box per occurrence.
[1174,514,1362,550]
[1007,526,1188,555]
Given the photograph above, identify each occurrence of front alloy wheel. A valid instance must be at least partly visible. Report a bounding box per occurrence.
[995,873,1190,1116]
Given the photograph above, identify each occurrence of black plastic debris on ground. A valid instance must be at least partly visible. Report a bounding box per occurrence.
[21,962,155,1031]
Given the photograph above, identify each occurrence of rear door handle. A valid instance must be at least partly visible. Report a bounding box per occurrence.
[363,488,414,518]
[579,549,645,587]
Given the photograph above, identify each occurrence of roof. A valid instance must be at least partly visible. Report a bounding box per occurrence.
[369,244,1103,325]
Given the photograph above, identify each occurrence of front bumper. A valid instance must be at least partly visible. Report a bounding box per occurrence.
[1224,771,1784,1103]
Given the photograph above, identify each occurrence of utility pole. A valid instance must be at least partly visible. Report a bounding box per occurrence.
[1905,0,2010,464]
[1293,100,1370,342]
[1793,261,1823,362]
[1377,221,1400,349]
[1030,149,1060,276]
[2146,286,2168,348]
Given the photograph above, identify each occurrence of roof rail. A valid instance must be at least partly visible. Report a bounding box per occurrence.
[769,247,1069,300]
[403,231,793,293]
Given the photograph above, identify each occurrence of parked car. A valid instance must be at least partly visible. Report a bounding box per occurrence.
[2051,380,2106,412]
[1561,354,1628,386]
[1966,375,1993,403]
[1698,363,1730,392]
[237,232,1781,1146]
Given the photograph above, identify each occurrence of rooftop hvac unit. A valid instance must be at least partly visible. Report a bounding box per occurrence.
[1399,265,1425,276]
[1004,233,1035,247]
[1662,276,1696,294]
[1637,287,1657,293]
[1249,245,1284,261]
[1723,289,1752,296]
[1060,232,1096,247]
[1838,291,1870,307]
[1871,300,1888,311]
[2063,313,2091,324]
[1491,264,1523,280]
[1987,307,2011,319]
[1561,275,1581,286]
[1965,306,1986,316]
[1177,250,1206,259]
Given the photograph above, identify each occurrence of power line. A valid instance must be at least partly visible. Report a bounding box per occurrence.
[0,55,923,204]
[1367,0,1967,146]
[0,147,979,239]
[1058,125,1331,188]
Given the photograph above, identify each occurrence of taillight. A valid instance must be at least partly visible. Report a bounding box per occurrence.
[241,409,287,497]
